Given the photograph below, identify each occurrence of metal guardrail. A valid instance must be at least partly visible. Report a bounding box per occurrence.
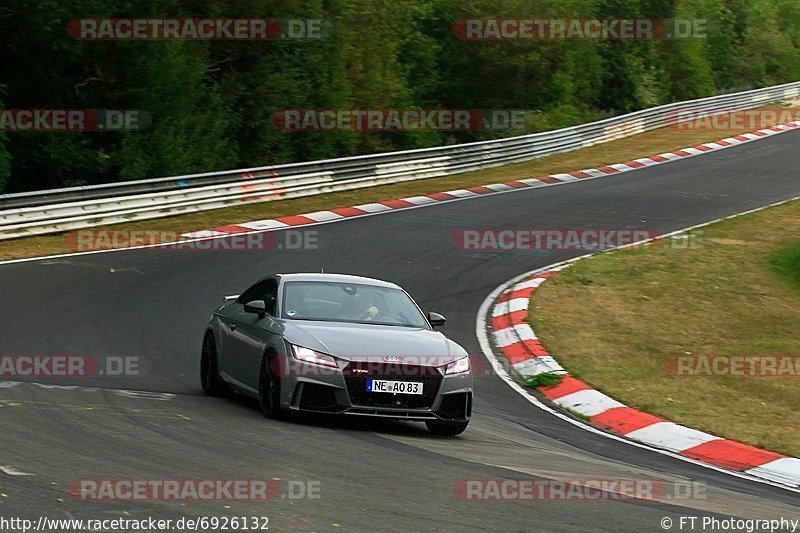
[2,81,799,240]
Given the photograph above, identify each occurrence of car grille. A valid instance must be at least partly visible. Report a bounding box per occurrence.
[343,362,443,409]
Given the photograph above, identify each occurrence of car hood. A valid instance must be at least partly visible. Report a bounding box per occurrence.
[281,320,466,363]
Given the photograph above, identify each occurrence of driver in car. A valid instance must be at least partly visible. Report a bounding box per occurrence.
[351,291,382,321]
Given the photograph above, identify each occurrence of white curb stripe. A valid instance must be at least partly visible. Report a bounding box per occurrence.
[443,189,479,198]
[180,229,230,238]
[581,169,609,177]
[493,324,537,347]
[492,297,530,316]
[236,219,291,230]
[302,211,345,222]
[509,277,550,292]
[512,356,565,377]
[551,173,579,182]
[403,196,438,205]
[518,178,548,187]
[608,163,636,172]
[744,458,800,487]
[484,183,515,192]
[352,203,394,213]
[553,389,626,418]
[625,422,721,453]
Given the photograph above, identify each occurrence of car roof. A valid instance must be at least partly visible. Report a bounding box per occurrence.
[278,273,400,289]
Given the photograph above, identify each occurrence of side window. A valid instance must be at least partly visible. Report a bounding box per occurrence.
[237,283,262,305]
[260,279,278,315]
[237,278,278,315]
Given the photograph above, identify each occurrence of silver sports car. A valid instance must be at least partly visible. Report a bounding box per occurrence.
[201,273,473,435]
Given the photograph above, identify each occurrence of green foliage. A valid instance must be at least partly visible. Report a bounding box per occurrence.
[523,372,564,388]
[0,0,797,192]
[0,133,9,194]
[769,243,800,289]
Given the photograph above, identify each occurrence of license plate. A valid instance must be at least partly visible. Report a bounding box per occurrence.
[366,379,423,395]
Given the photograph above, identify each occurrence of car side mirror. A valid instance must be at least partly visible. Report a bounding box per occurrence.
[428,312,446,327]
[244,300,267,318]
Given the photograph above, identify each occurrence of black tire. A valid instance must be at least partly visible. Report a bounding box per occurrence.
[259,354,284,419]
[201,333,231,397]
[425,420,469,436]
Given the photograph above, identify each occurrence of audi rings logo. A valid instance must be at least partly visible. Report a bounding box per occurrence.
[383,356,404,363]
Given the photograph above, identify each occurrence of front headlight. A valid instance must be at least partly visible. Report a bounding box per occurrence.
[445,355,470,375]
[291,345,338,368]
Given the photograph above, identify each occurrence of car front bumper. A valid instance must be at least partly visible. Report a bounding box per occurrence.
[283,360,472,422]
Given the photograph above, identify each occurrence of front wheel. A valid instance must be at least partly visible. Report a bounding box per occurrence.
[425,420,469,436]
[259,355,284,419]
[201,333,231,397]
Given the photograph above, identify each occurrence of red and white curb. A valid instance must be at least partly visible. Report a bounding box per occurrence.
[488,265,800,489]
[182,121,800,239]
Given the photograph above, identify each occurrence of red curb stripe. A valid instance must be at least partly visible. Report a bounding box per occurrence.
[752,131,767,136]
[426,192,457,201]
[380,199,415,209]
[622,160,647,168]
[648,155,669,163]
[568,170,591,178]
[539,375,590,400]
[681,440,786,471]
[590,407,664,435]
[596,166,621,174]
[495,292,514,303]
[491,313,518,332]
[501,343,537,365]
[693,145,713,152]
[467,186,495,194]
[275,215,315,226]
[535,176,560,184]
[505,309,529,325]
[733,135,749,141]
[213,225,251,234]
[496,287,535,303]
[715,140,731,147]
[520,339,550,357]
[491,316,509,332]
[330,206,368,217]
[672,150,692,157]
[503,180,530,188]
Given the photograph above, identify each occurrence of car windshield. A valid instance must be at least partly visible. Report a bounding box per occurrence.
[281,281,428,328]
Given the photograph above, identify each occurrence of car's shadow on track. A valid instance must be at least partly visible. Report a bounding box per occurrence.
[218,393,457,438]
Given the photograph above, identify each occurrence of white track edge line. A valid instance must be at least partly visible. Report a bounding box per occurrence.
[475,194,800,494]
[1,122,798,267]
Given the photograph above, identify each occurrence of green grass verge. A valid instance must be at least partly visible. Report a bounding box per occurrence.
[529,199,800,457]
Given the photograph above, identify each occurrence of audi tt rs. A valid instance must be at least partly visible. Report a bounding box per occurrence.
[201,273,472,435]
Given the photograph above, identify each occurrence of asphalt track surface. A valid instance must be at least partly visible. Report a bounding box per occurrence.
[1,131,800,532]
